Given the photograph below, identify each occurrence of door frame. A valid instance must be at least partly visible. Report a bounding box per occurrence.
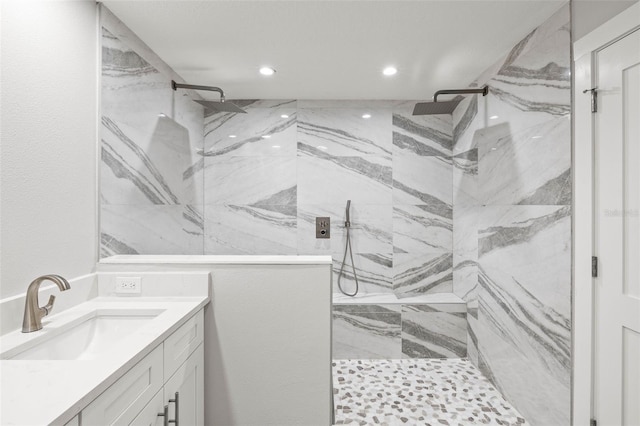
[573,4,640,425]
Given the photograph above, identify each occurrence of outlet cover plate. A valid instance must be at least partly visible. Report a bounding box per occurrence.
[316,216,330,239]
[116,276,141,294]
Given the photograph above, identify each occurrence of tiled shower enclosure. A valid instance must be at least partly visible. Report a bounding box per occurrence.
[100,4,572,425]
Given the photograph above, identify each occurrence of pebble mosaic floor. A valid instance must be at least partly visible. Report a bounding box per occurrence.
[333,359,528,426]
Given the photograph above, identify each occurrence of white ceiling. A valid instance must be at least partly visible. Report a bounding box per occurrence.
[103,0,567,100]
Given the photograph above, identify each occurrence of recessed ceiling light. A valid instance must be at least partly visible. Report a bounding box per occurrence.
[229,135,237,138]
[317,145,328,150]
[281,114,289,118]
[532,135,542,139]
[491,147,497,151]
[362,114,372,119]
[262,135,271,139]
[272,145,281,149]
[259,67,276,76]
[158,113,167,118]
[489,115,499,120]
[383,66,397,76]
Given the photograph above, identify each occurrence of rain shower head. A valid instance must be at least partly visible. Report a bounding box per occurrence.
[193,100,247,114]
[171,80,247,114]
[413,86,488,116]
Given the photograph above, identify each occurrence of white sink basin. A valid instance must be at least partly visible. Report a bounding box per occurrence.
[2,309,164,361]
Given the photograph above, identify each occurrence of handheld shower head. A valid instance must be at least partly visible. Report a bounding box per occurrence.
[345,200,351,227]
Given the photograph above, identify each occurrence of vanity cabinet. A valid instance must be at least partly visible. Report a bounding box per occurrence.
[81,310,204,426]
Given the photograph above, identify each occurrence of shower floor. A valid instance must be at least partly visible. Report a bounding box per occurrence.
[332,358,527,426]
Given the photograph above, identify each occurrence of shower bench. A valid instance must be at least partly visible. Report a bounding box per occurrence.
[332,293,467,359]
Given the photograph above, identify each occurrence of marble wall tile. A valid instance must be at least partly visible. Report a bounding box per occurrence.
[450,8,572,424]
[203,101,297,157]
[297,204,392,256]
[467,315,479,365]
[101,115,201,205]
[478,205,571,317]
[101,28,171,123]
[393,253,453,297]
[297,149,392,205]
[100,23,205,256]
[101,204,203,257]
[452,147,478,207]
[393,205,452,254]
[392,153,452,209]
[298,108,392,157]
[333,305,401,359]
[203,204,297,255]
[204,156,297,205]
[392,110,453,157]
[476,301,570,426]
[476,204,571,424]
[332,254,394,295]
[477,117,571,206]
[453,255,478,307]
[401,304,467,358]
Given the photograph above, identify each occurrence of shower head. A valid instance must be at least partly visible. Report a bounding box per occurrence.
[193,100,247,114]
[412,100,461,115]
[171,80,247,114]
[413,86,488,116]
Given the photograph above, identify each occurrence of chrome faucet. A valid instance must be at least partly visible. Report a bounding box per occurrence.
[22,275,71,333]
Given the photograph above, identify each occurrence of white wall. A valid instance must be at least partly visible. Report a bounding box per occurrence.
[0,0,98,298]
[572,0,638,40]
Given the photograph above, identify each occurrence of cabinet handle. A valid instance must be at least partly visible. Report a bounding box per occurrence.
[169,392,179,426]
[157,405,169,426]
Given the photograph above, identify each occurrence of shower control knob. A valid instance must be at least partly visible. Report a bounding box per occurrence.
[316,217,330,239]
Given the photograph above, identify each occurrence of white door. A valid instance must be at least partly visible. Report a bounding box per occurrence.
[594,28,640,426]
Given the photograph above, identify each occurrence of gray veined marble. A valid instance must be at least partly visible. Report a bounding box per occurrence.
[102,115,201,205]
[477,117,571,206]
[297,145,392,205]
[102,28,157,79]
[392,112,453,157]
[393,205,452,254]
[204,204,297,255]
[297,204,392,256]
[298,108,392,158]
[203,102,297,157]
[393,253,453,297]
[333,254,394,295]
[476,297,570,426]
[333,305,401,359]
[401,304,467,358]
[392,150,452,209]
[204,156,297,205]
[475,204,571,425]
[482,7,570,135]
[101,204,204,256]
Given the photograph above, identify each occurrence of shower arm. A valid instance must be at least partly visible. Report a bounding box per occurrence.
[433,86,488,102]
[171,80,227,102]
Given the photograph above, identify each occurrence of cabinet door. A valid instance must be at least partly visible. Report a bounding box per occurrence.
[82,346,164,426]
[130,390,165,426]
[164,344,204,426]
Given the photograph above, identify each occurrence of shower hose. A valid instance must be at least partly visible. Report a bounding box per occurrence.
[337,200,359,297]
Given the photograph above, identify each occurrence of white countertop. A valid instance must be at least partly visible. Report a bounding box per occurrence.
[0,296,208,426]
[100,254,333,265]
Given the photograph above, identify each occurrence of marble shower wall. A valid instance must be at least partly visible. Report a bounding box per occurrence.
[203,100,453,298]
[100,10,205,256]
[451,5,571,425]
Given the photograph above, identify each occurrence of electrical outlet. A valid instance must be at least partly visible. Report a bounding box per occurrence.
[116,276,141,294]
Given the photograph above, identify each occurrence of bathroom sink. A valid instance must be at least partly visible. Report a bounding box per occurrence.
[2,309,164,361]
